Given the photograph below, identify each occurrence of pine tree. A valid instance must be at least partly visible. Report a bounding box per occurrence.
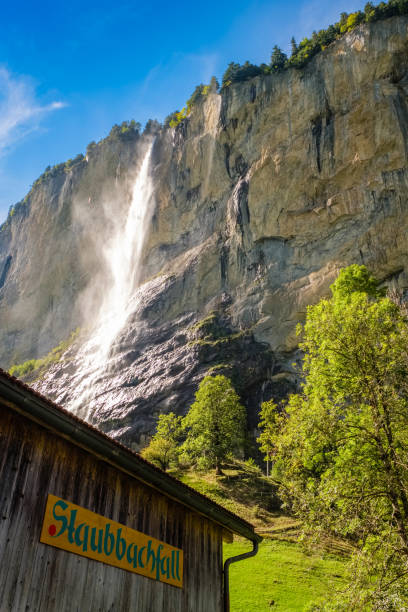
[270,45,288,72]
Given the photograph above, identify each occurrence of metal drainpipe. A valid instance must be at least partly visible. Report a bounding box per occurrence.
[223,538,259,612]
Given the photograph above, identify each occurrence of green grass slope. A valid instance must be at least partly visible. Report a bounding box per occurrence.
[224,539,347,611]
[178,461,349,611]
[179,461,282,529]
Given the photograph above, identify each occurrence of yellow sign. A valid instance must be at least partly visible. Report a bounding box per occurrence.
[40,494,183,588]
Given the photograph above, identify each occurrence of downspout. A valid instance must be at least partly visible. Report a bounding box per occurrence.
[223,537,260,612]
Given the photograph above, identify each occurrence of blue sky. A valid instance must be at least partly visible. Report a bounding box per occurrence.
[0,0,366,223]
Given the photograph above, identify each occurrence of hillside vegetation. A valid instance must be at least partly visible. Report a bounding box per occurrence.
[178,460,282,531]
[145,266,408,609]
[166,0,408,126]
[179,462,349,610]
[8,329,80,382]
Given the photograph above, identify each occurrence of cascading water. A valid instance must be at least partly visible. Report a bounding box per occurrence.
[68,142,155,420]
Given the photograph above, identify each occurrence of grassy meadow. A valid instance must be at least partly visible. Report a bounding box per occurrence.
[224,538,348,611]
[178,462,349,611]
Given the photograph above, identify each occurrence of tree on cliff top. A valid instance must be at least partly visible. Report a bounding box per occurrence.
[290,37,298,56]
[270,46,287,72]
[182,375,246,474]
[259,265,408,609]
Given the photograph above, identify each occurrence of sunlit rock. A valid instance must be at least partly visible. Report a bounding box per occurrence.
[1,16,408,444]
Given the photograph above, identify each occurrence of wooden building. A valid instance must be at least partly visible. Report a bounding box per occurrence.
[0,369,261,611]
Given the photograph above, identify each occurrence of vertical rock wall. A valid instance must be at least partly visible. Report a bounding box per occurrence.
[1,15,408,443]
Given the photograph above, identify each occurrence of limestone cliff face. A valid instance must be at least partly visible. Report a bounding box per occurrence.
[144,14,408,354]
[0,133,146,365]
[1,15,408,447]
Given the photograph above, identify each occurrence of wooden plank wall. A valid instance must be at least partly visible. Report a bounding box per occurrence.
[0,404,224,611]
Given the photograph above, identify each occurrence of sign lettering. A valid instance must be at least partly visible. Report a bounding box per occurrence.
[40,494,183,588]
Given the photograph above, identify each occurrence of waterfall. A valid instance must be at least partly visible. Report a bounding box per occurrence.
[68,142,155,419]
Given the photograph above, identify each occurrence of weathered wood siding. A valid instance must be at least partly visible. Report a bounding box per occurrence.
[0,404,223,611]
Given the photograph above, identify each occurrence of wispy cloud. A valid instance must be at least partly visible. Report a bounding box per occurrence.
[0,67,66,154]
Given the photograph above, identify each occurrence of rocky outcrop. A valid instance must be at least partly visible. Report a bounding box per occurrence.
[0,132,146,365]
[2,15,408,446]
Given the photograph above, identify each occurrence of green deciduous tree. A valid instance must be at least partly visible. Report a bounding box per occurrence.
[257,399,279,476]
[182,375,246,474]
[259,265,408,609]
[340,11,364,33]
[141,412,183,471]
